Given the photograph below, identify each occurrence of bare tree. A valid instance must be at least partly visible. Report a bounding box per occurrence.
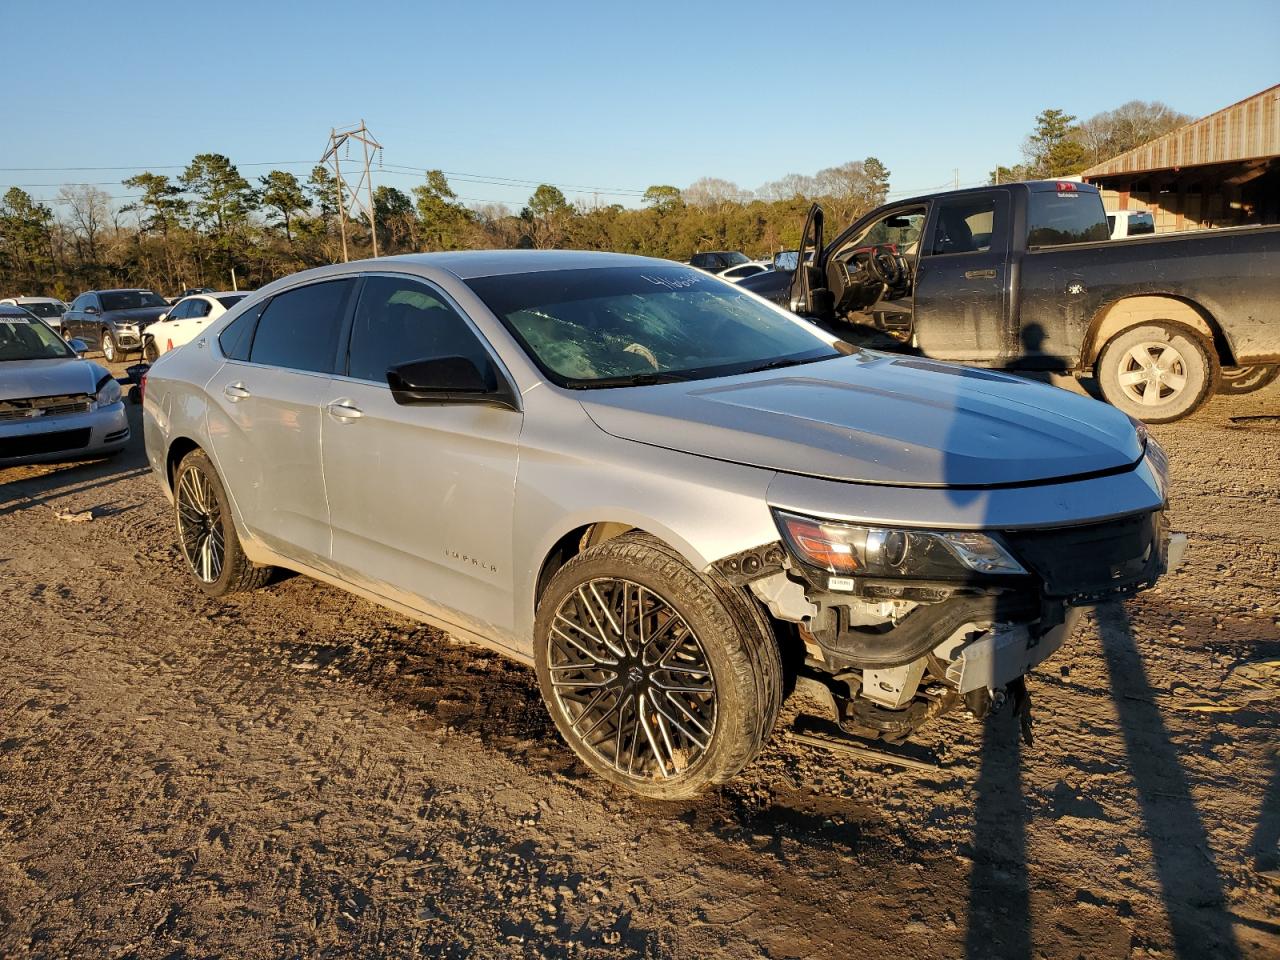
[683,177,750,208]
[1074,100,1193,166]
[57,184,113,265]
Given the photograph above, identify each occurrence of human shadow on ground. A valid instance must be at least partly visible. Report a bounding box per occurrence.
[1095,601,1242,960]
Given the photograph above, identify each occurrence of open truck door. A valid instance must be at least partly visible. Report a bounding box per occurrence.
[789,204,833,319]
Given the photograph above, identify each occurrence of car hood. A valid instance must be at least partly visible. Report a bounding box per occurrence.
[578,352,1144,488]
[0,357,108,401]
[105,307,168,325]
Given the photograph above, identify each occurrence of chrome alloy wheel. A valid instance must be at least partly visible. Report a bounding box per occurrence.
[547,578,716,781]
[176,465,224,583]
[1116,340,1189,406]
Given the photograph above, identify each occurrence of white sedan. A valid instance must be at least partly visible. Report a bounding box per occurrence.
[0,297,68,333]
[144,291,249,359]
[718,261,772,283]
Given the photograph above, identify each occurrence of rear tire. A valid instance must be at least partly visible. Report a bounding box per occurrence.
[1096,323,1216,423]
[143,338,159,362]
[173,449,273,597]
[533,532,782,799]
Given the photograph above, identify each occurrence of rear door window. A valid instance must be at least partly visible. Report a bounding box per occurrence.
[189,299,212,318]
[345,276,492,383]
[929,195,1001,255]
[248,280,355,374]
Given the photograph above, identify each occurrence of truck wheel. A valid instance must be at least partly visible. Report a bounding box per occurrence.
[533,532,782,799]
[174,449,274,597]
[1218,364,1280,396]
[101,329,118,363]
[1097,323,1216,423]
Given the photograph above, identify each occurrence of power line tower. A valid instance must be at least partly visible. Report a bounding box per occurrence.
[320,120,383,262]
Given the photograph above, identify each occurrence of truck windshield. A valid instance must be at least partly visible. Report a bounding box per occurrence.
[1027,191,1110,247]
[466,265,840,388]
[0,315,74,361]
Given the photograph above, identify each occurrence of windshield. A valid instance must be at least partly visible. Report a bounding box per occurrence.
[100,290,167,311]
[216,294,247,309]
[465,265,839,388]
[19,302,64,319]
[0,314,74,361]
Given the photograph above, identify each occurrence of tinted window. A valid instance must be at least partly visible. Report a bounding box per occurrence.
[1027,191,1110,247]
[188,299,212,318]
[249,280,354,373]
[217,294,247,309]
[1107,215,1117,232]
[346,276,490,382]
[1130,212,1155,236]
[167,300,191,320]
[219,300,266,361]
[930,196,997,255]
[465,265,838,388]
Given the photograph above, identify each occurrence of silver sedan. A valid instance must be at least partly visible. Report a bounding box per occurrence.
[1,305,129,464]
[142,252,1180,798]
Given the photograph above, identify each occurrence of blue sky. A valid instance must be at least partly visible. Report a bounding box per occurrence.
[4,0,1278,214]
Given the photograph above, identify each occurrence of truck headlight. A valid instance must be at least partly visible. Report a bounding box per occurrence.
[773,510,1027,579]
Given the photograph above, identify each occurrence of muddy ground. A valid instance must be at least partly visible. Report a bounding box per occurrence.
[0,365,1277,959]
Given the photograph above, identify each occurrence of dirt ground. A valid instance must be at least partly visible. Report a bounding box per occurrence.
[0,365,1277,960]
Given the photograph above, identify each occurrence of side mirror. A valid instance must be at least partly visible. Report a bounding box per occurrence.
[68,338,89,355]
[158,312,168,322]
[386,355,518,410]
[85,305,99,315]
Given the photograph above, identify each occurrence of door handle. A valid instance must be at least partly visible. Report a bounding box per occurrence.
[964,269,997,280]
[223,382,251,401]
[326,399,364,421]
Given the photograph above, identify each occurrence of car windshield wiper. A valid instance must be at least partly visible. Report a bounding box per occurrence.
[565,371,693,389]
[737,355,828,375]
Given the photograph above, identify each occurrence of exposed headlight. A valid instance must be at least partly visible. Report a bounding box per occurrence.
[773,510,1027,579]
[94,375,122,407]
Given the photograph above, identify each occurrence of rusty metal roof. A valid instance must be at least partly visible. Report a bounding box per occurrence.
[1081,85,1280,179]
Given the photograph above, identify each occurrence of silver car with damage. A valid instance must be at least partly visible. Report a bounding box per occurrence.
[0,305,129,464]
[142,251,1183,798]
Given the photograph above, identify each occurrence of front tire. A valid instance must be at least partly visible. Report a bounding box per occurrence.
[534,532,782,799]
[1096,323,1216,423]
[101,329,118,363]
[174,449,273,597]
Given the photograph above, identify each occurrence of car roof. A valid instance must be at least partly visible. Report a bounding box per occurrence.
[90,287,157,294]
[0,304,35,317]
[180,291,243,299]
[367,250,673,280]
[3,296,61,303]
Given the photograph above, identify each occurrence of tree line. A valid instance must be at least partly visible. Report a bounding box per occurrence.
[0,157,891,299]
[990,100,1192,183]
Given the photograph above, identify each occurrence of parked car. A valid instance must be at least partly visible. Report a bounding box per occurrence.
[171,287,215,304]
[1107,209,1156,239]
[63,288,171,362]
[144,291,249,360]
[143,252,1182,799]
[0,296,69,332]
[688,251,751,275]
[718,261,771,283]
[739,180,1280,422]
[0,305,129,464]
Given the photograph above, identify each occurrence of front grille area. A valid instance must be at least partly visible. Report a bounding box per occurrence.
[1004,512,1162,603]
[0,428,92,459]
[0,394,93,421]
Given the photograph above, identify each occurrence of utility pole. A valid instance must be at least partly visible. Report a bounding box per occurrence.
[320,120,383,262]
[953,168,960,188]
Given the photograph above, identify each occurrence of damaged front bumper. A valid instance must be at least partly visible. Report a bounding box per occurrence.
[717,509,1187,744]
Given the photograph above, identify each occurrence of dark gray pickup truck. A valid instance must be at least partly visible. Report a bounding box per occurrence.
[740,181,1280,421]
